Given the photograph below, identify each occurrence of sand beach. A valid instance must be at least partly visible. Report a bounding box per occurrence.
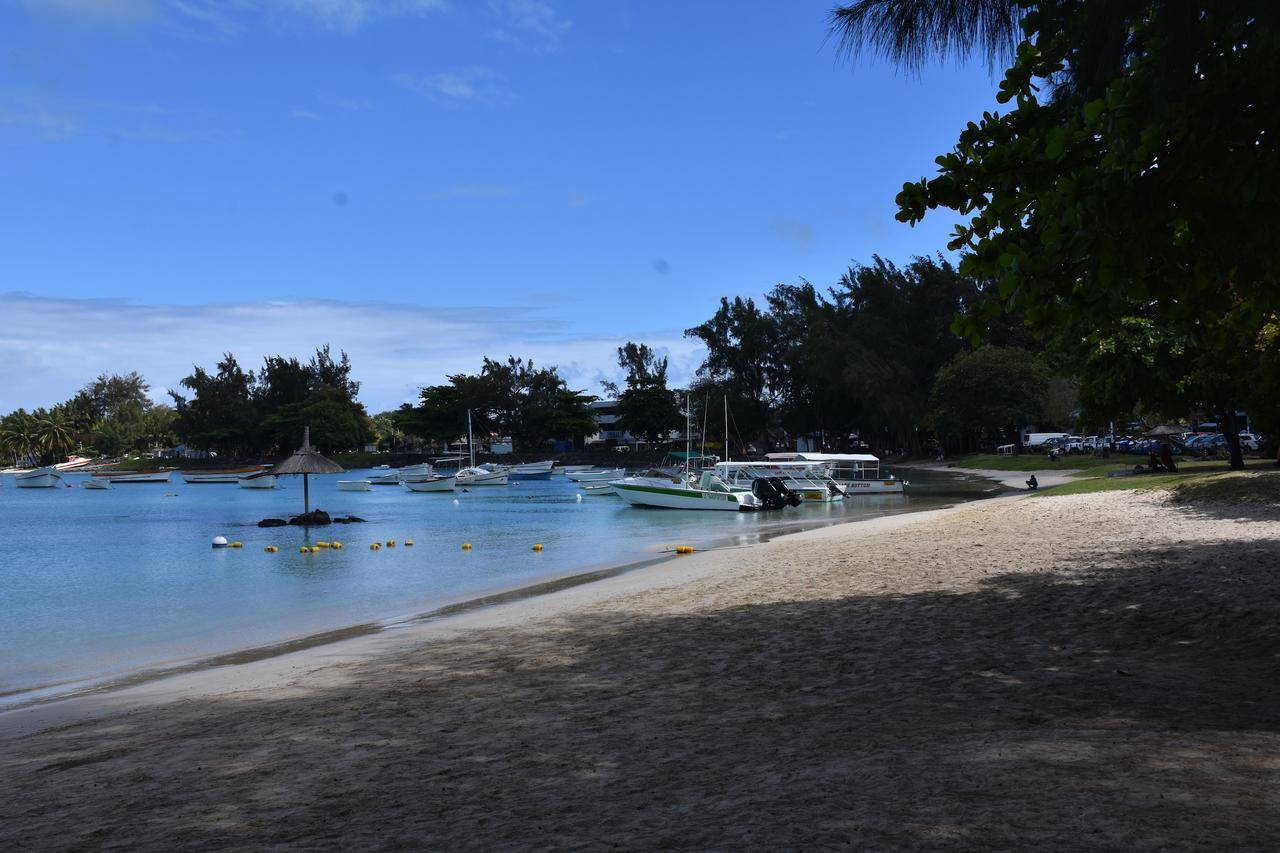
[2,484,1278,851]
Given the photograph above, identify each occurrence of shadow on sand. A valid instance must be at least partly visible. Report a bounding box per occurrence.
[2,533,1278,851]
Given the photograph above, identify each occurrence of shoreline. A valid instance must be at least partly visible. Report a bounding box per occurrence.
[0,496,982,738]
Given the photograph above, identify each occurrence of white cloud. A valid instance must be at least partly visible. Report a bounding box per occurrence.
[20,0,446,34]
[277,0,445,32]
[22,0,159,25]
[488,0,570,51]
[393,68,507,104]
[0,294,706,413]
[0,105,80,140]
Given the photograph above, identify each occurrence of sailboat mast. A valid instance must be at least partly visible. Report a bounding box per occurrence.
[700,395,708,461]
[685,394,691,478]
[724,395,729,462]
[467,409,475,468]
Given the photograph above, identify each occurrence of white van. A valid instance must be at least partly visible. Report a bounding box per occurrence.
[1025,432,1070,447]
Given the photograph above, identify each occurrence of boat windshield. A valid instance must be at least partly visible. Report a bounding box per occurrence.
[698,471,732,492]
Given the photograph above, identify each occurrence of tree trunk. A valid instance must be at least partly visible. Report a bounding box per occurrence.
[1219,405,1244,470]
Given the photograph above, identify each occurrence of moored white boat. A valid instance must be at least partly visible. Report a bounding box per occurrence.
[94,469,174,483]
[611,469,762,512]
[82,478,110,490]
[565,467,626,482]
[763,452,905,494]
[370,463,433,485]
[456,466,508,486]
[183,466,268,484]
[237,471,277,489]
[508,460,554,481]
[337,479,372,492]
[403,475,457,492]
[15,467,61,488]
[54,455,94,472]
[555,464,594,474]
[579,481,617,496]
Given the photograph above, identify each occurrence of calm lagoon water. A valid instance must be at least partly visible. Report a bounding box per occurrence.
[0,466,994,706]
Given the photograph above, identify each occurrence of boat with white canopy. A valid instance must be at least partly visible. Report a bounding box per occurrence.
[763,452,904,494]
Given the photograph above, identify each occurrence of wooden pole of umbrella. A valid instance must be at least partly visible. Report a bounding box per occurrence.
[271,426,346,516]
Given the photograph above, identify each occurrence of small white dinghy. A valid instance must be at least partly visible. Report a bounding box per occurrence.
[337,480,372,492]
[82,478,111,490]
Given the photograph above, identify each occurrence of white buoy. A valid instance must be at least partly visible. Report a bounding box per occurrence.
[576,494,583,502]
[212,536,228,549]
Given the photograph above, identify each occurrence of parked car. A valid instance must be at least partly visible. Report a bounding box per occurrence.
[1239,432,1263,451]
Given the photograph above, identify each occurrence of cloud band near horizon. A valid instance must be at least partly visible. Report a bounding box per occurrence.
[0,293,707,414]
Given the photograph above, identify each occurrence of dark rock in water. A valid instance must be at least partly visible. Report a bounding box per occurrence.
[258,518,288,528]
[333,516,366,524]
[289,509,332,527]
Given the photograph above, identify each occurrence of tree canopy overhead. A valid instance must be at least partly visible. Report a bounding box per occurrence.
[836,0,1280,467]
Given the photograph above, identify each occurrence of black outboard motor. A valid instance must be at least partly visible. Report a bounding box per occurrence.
[751,476,802,510]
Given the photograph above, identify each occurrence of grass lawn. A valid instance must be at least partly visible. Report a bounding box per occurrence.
[954,453,1126,477]
[1035,459,1279,497]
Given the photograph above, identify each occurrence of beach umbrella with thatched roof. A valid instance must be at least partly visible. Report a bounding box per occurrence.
[272,426,345,515]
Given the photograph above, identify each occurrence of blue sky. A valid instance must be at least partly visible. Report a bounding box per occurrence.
[0,0,1001,412]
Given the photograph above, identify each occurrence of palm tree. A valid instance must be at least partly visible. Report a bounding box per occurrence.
[828,0,1024,73]
[35,413,76,462]
[829,1,1146,100]
[1,412,38,466]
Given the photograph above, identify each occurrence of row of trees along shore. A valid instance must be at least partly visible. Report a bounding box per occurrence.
[4,249,1275,467]
[1,372,177,465]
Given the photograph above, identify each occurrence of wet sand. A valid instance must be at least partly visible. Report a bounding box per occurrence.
[2,488,1278,850]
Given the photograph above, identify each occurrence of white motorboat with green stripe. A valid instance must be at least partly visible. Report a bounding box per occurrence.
[610,469,762,511]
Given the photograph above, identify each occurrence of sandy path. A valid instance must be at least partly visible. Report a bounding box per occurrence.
[2,490,1278,851]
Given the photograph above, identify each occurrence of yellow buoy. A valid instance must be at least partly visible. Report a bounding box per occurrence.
[299,546,309,553]
[531,543,543,552]
[370,542,381,550]
[461,543,472,550]
[265,546,278,553]
[316,541,330,549]
[404,539,414,546]
[386,540,396,547]
[230,541,243,549]
[675,545,696,555]
[332,541,343,550]
[313,546,324,553]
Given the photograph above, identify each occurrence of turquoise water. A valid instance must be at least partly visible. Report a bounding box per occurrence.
[0,467,990,705]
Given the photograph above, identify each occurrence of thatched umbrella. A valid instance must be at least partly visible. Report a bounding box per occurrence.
[272,426,345,514]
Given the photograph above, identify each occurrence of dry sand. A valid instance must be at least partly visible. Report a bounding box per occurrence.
[2,487,1278,851]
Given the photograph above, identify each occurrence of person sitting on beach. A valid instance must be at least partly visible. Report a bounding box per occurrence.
[1159,443,1176,472]
[1026,474,1038,490]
